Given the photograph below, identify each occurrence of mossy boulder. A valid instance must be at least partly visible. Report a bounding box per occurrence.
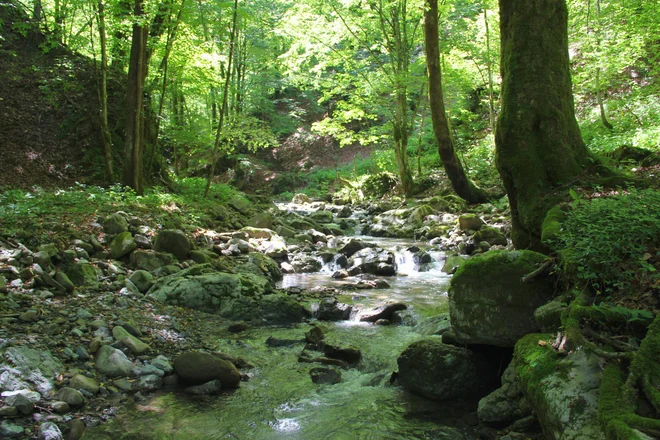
[397,338,496,401]
[65,262,99,286]
[309,210,334,224]
[258,294,311,324]
[110,232,137,259]
[153,229,191,260]
[514,334,605,440]
[449,250,554,347]
[458,214,485,231]
[472,226,508,246]
[130,250,175,272]
[103,213,128,234]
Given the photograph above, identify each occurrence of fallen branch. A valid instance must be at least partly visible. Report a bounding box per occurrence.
[521,259,553,284]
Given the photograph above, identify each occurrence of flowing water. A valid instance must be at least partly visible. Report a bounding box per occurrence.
[88,237,479,440]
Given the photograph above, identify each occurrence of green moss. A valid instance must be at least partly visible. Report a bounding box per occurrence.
[541,205,566,243]
[453,249,547,281]
[514,333,563,397]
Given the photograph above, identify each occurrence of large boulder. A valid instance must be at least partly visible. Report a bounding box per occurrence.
[514,334,604,440]
[103,213,128,234]
[397,338,496,401]
[153,229,191,260]
[449,250,554,347]
[173,352,240,388]
[348,247,397,276]
[64,262,99,286]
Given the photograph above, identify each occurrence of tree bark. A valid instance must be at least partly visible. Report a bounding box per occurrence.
[424,0,488,203]
[97,0,114,182]
[123,0,149,194]
[496,0,599,249]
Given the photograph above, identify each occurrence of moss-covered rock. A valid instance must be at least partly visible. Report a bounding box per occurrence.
[458,214,485,231]
[130,250,175,272]
[472,226,508,246]
[153,229,191,260]
[65,261,99,286]
[397,337,496,401]
[514,333,605,440]
[110,232,137,259]
[449,250,554,346]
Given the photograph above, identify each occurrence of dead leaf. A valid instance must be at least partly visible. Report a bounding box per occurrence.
[538,340,547,347]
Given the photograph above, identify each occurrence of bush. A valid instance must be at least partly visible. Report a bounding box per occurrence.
[555,189,660,295]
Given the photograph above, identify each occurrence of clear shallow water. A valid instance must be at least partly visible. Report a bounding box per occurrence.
[87,238,473,440]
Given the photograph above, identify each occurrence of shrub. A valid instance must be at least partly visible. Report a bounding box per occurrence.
[555,189,660,295]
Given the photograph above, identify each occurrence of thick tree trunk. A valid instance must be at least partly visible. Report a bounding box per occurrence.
[393,89,414,197]
[123,0,148,194]
[496,0,597,249]
[97,0,114,182]
[424,0,488,203]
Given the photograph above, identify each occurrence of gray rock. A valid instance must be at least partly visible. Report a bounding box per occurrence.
[458,214,485,231]
[38,421,63,440]
[130,250,175,271]
[359,303,406,322]
[5,392,34,414]
[173,352,241,388]
[317,298,352,321]
[150,355,173,374]
[478,361,531,426]
[397,338,496,401]
[185,379,222,395]
[259,294,311,324]
[153,229,191,260]
[50,401,70,414]
[449,250,554,347]
[135,374,163,392]
[110,232,137,259]
[133,234,152,249]
[56,387,84,407]
[95,345,133,377]
[338,239,367,257]
[2,347,64,394]
[54,271,75,292]
[290,254,323,273]
[104,213,128,234]
[348,247,397,276]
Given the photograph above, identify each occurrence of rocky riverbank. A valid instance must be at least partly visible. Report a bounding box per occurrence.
[0,193,578,439]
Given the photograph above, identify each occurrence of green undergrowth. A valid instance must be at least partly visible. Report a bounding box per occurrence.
[0,178,252,244]
[554,188,660,296]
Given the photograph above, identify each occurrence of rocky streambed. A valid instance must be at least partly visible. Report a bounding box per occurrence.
[1,195,589,440]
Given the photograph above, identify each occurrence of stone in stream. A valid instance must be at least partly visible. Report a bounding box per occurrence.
[317,298,352,321]
[322,344,362,364]
[185,379,223,395]
[310,367,342,385]
[397,338,496,401]
[265,336,305,348]
[359,303,407,322]
[338,239,367,258]
[173,351,241,388]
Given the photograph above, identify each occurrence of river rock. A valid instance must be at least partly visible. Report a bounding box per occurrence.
[130,250,175,271]
[478,361,531,426]
[110,232,137,259]
[185,379,223,395]
[66,419,86,440]
[259,294,311,324]
[173,352,241,388]
[153,229,191,260]
[55,387,84,407]
[50,401,70,414]
[150,355,173,374]
[317,298,352,321]
[310,367,342,384]
[348,247,397,276]
[94,345,133,377]
[458,214,485,231]
[5,392,34,414]
[69,374,99,395]
[359,303,406,322]
[338,239,367,257]
[449,250,554,347]
[397,338,495,401]
[104,213,129,234]
[290,254,323,273]
[323,344,362,364]
[1,347,64,394]
[135,374,163,392]
[472,226,507,247]
[38,421,63,440]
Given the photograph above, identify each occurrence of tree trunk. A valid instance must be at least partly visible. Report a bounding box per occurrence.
[425,0,488,203]
[123,0,148,194]
[484,7,496,134]
[97,0,114,182]
[496,0,599,250]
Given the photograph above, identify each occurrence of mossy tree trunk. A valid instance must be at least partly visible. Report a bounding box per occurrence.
[496,0,598,250]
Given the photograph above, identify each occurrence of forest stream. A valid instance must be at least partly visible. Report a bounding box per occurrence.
[85,210,479,439]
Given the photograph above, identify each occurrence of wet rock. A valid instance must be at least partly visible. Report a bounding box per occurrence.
[95,345,134,377]
[56,387,84,407]
[135,374,163,392]
[348,247,397,276]
[472,226,507,247]
[322,344,362,364]
[317,298,352,321]
[290,254,323,273]
[259,294,311,324]
[478,361,531,426]
[397,338,495,401]
[38,421,63,440]
[359,303,407,322]
[185,379,223,395]
[391,310,416,326]
[449,250,554,347]
[292,193,312,204]
[310,367,342,384]
[110,232,137,259]
[331,270,349,279]
[338,240,367,257]
[154,229,191,260]
[174,351,241,388]
[265,336,305,347]
[104,213,129,234]
[441,255,466,274]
